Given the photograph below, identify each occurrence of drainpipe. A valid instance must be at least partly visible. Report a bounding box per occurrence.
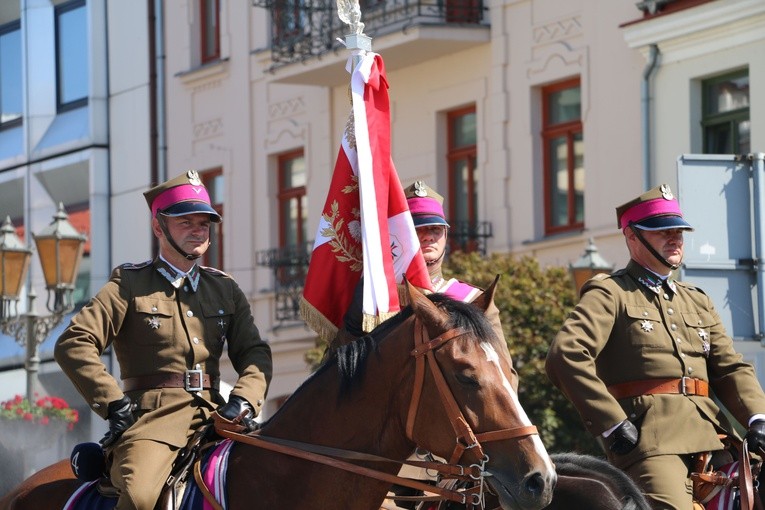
[641,44,659,191]
[154,0,167,184]
[148,0,166,254]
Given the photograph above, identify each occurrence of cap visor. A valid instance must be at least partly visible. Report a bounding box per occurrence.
[633,215,693,231]
[161,201,222,222]
[413,215,449,228]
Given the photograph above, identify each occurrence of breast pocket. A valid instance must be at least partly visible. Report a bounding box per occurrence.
[625,305,663,348]
[133,296,176,345]
[201,301,234,358]
[681,311,717,357]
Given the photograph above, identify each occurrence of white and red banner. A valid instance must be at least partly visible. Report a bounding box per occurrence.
[300,51,431,341]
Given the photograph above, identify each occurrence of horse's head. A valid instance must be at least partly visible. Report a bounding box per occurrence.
[404,278,556,510]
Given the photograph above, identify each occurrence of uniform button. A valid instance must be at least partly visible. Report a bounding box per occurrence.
[92,402,101,409]
[192,337,200,344]
[681,353,686,358]
[219,309,225,315]
[643,311,649,317]
[664,293,670,300]
[630,413,636,419]
[688,367,694,374]
[257,399,263,406]
[671,324,677,331]
[698,320,702,325]
[183,285,189,292]
[152,306,158,312]
[667,308,674,315]
[186,310,194,317]
[677,337,683,343]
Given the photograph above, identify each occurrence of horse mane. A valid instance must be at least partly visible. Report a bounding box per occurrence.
[258,293,496,428]
[550,453,651,510]
[333,293,496,395]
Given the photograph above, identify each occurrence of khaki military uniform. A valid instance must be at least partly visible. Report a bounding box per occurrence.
[546,260,765,508]
[54,258,272,510]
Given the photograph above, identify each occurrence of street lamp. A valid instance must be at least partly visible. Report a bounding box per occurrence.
[0,204,87,402]
[569,238,614,293]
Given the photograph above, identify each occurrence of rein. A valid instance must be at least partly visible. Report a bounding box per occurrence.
[216,318,539,508]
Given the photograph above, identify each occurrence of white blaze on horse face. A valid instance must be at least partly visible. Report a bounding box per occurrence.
[480,342,530,423]
[480,342,554,467]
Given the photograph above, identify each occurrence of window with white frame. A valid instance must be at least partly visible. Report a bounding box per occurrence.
[702,69,750,155]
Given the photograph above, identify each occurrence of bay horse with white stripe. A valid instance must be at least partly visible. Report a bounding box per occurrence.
[1,279,556,510]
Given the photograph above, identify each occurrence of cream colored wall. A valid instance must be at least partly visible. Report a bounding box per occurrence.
[623,0,765,187]
[157,0,765,415]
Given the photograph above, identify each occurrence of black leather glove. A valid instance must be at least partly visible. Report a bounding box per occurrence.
[609,420,639,455]
[745,420,765,455]
[217,395,258,432]
[100,395,135,448]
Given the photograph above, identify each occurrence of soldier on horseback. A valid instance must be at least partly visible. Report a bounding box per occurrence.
[54,171,272,510]
[546,184,765,509]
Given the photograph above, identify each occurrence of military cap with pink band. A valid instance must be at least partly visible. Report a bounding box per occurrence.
[143,170,221,222]
[404,180,450,228]
[615,184,693,232]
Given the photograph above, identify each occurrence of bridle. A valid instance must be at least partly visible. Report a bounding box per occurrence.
[216,318,540,507]
[407,319,539,466]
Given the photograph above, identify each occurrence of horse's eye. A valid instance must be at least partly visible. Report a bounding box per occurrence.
[455,372,480,388]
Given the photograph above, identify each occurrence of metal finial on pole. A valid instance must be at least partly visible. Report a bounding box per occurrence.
[337,0,371,54]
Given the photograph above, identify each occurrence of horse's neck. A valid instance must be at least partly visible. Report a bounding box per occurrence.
[260,325,416,461]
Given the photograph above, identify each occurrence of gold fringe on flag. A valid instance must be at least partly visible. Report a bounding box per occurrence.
[300,297,339,343]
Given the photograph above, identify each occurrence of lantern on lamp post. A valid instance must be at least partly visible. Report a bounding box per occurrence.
[569,238,614,293]
[0,217,32,322]
[0,204,87,401]
[33,205,87,315]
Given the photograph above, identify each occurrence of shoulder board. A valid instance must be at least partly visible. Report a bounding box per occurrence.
[200,265,230,277]
[674,279,705,293]
[119,260,152,270]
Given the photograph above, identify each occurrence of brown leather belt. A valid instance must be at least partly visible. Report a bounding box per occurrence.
[122,370,217,392]
[607,377,709,399]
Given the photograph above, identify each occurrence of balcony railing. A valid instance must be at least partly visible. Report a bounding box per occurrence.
[447,220,492,256]
[256,244,312,325]
[252,0,488,69]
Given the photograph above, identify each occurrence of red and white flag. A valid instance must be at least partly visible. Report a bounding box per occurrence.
[300,52,431,341]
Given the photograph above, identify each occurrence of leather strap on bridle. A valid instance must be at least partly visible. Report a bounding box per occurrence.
[406,320,538,465]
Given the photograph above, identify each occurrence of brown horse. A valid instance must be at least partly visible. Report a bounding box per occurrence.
[0,280,556,510]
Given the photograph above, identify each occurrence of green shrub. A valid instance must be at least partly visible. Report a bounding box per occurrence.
[444,251,600,455]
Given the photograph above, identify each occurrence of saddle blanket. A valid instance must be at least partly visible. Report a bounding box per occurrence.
[63,440,234,510]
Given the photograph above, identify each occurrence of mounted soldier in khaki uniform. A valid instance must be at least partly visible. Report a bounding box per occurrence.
[546,184,765,509]
[54,171,272,510]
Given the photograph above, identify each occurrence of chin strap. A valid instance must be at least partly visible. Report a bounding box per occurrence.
[157,214,201,261]
[629,223,679,271]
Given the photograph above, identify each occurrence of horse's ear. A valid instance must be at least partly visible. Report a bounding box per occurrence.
[405,278,449,331]
[472,274,500,313]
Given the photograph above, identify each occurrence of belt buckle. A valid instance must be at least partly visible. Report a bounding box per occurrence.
[680,376,690,395]
[185,368,204,392]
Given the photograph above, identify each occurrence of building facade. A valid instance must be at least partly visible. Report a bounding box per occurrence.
[0,0,764,489]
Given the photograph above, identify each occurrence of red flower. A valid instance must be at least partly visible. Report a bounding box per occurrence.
[40,416,50,425]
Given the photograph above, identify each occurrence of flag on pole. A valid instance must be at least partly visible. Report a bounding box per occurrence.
[300,51,431,342]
